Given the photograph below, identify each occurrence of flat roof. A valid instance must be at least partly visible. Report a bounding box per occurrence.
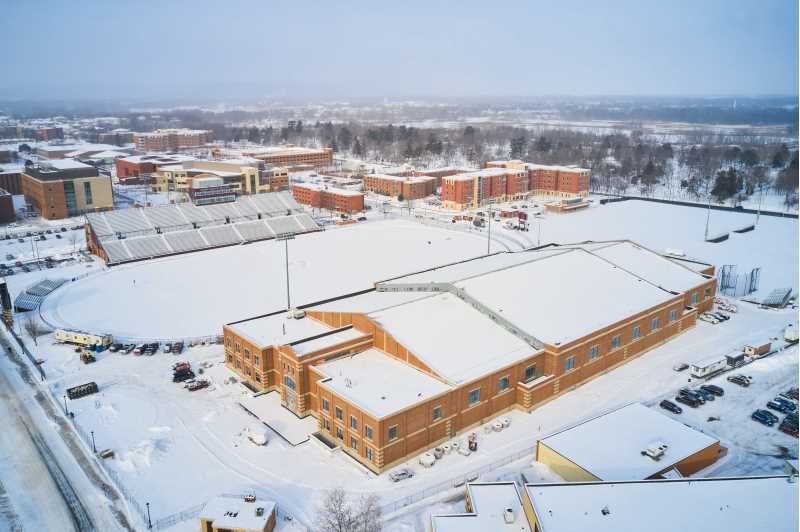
[199,495,275,531]
[290,326,366,356]
[526,476,798,532]
[538,403,719,480]
[444,168,525,181]
[369,292,536,385]
[40,158,94,170]
[292,182,364,196]
[316,348,450,419]
[230,314,333,349]
[432,482,533,532]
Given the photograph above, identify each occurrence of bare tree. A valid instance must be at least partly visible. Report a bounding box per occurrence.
[23,315,48,346]
[315,488,382,532]
[68,231,80,254]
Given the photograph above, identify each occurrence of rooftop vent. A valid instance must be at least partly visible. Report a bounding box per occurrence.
[601,505,610,516]
[503,507,516,524]
[642,443,668,460]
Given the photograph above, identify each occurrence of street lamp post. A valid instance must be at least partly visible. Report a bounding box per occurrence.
[146,502,152,529]
[486,205,492,255]
[90,430,96,453]
[63,394,69,416]
[275,232,296,310]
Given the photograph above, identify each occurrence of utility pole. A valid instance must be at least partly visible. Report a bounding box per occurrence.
[90,430,96,453]
[276,232,296,310]
[704,194,712,241]
[486,204,492,255]
[146,502,152,529]
[756,183,763,226]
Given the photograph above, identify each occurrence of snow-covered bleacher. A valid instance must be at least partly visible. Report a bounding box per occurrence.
[14,278,68,311]
[86,191,320,265]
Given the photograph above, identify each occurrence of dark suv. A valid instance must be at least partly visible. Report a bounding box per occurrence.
[676,394,701,408]
[752,410,776,426]
[659,400,683,414]
[700,384,724,397]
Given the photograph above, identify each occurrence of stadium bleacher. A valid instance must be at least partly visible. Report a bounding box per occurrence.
[86,191,320,265]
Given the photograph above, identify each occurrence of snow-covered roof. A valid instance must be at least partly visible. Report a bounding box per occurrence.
[316,348,450,419]
[369,292,536,385]
[444,168,525,181]
[525,476,798,532]
[538,403,719,480]
[290,326,366,356]
[432,482,533,532]
[40,158,94,171]
[292,182,364,197]
[85,150,129,159]
[199,495,275,531]
[230,314,332,349]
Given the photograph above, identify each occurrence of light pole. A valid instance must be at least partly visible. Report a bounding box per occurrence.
[275,232,296,310]
[63,395,69,416]
[146,502,152,529]
[90,430,96,453]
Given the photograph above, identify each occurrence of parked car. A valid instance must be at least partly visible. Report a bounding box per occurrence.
[695,387,716,401]
[171,342,184,354]
[675,394,701,408]
[4,254,12,260]
[672,363,689,372]
[710,312,730,321]
[700,384,724,397]
[727,374,751,387]
[162,343,172,353]
[173,370,195,383]
[133,345,144,356]
[389,468,414,482]
[108,343,122,352]
[752,410,776,426]
[659,399,683,414]
[679,388,705,404]
[779,419,799,438]
[699,313,719,324]
[55,234,62,239]
[16,238,23,243]
[773,397,796,412]
[762,409,780,424]
[767,400,792,414]
[187,380,210,391]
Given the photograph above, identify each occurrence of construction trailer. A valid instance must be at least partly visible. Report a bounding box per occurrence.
[55,328,112,349]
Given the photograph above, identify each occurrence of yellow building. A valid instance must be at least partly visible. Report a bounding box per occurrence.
[152,160,288,196]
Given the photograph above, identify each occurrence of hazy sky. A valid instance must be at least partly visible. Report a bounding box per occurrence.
[0,0,797,101]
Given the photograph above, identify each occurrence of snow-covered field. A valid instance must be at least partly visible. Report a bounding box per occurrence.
[40,220,501,340]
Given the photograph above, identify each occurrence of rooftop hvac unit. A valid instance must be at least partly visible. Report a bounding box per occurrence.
[286,308,306,319]
[503,508,516,524]
[643,443,668,460]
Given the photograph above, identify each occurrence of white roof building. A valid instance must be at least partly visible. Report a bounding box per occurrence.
[537,403,720,480]
[199,495,275,532]
[525,476,799,532]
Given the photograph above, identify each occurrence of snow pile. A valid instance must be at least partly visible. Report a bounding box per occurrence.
[116,438,170,473]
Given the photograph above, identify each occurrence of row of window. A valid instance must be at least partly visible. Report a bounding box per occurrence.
[321,417,377,462]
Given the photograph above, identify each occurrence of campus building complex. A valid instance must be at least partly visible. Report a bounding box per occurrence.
[486,160,591,198]
[115,154,196,184]
[440,167,530,210]
[363,173,437,200]
[213,145,334,170]
[223,240,717,473]
[291,182,364,214]
[133,129,213,152]
[22,159,113,219]
[151,159,288,196]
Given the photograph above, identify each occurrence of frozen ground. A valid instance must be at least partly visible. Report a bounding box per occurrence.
[24,296,797,530]
[40,219,501,340]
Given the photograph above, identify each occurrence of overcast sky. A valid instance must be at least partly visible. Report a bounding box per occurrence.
[0,0,797,101]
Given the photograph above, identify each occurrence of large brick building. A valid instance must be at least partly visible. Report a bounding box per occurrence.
[133,129,213,152]
[0,166,23,195]
[363,173,437,200]
[486,160,591,198]
[292,182,364,214]
[115,154,197,185]
[440,168,529,210]
[213,145,334,170]
[223,241,717,473]
[151,159,288,196]
[22,159,113,219]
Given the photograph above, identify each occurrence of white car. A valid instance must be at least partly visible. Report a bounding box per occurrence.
[699,313,719,324]
[389,468,414,482]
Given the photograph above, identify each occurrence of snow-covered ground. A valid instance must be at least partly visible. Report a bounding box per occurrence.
[40,219,502,340]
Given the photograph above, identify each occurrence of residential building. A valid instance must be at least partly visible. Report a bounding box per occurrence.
[0,165,23,195]
[35,143,126,160]
[35,127,64,141]
[536,403,722,481]
[523,476,798,532]
[486,160,591,198]
[292,183,364,214]
[151,159,288,196]
[199,495,276,532]
[22,159,112,219]
[440,168,528,210]
[115,154,197,185]
[213,145,333,169]
[97,130,134,146]
[133,129,213,152]
[363,173,437,200]
[223,240,717,473]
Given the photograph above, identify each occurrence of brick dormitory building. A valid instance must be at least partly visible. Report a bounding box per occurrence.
[291,182,364,214]
[440,161,591,210]
[132,128,213,152]
[212,145,334,170]
[223,240,717,474]
[362,173,438,200]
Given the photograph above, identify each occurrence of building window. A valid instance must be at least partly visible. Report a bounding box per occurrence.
[350,437,358,450]
[564,356,575,372]
[226,337,232,347]
[497,376,510,392]
[244,348,251,360]
[235,359,241,369]
[388,425,399,441]
[704,287,712,299]
[365,447,374,461]
[83,182,93,205]
[632,326,641,340]
[468,388,481,406]
[283,376,296,390]
[255,373,261,383]
[669,309,678,322]
[227,353,233,363]
[253,355,260,366]
[336,427,344,440]
[322,418,330,432]
[321,398,330,411]
[589,345,599,360]
[524,364,537,382]
[365,425,373,440]
[432,405,442,422]
[690,292,698,305]
[335,407,343,421]
[350,416,358,430]
[235,343,241,353]
[611,335,621,349]
[651,317,660,331]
